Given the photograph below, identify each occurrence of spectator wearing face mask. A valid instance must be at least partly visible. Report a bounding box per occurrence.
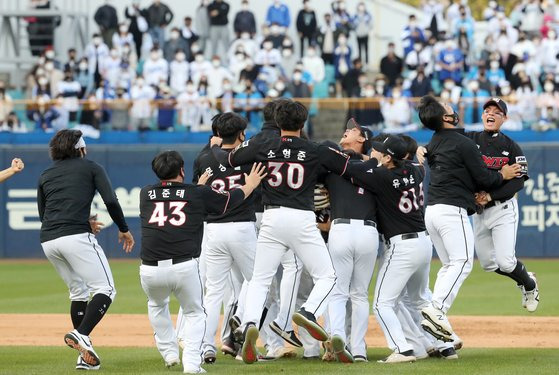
[331,0,352,38]
[45,59,64,98]
[302,45,325,84]
[459,79,490,126]
[181,17,199,51]
[0,82,14,131]
[32,74,51,100]
[255,40,282,66]
[234,0,257,38]
[84,34,110,88]
[380,85,411,130]
[94,0,119,48]
[440,78,462,107]
[402,14,425,57]
[189,53,213,87]
[437,39,464,84]
[447,0,472,26]
[342,58,363,97]
[288,69,311,99]
[177,80,202,131]
[130,77,156,131]
[170,51,189,94]
[486,59,506,91]
[109,86,131,131]
[520,0,545,39]
[218,78,235,113]
[112,23,135,56]
[155,85,176,131]
[422,0,445,40]
[101,48,122,90]
[410,68,432,97]
[125,0,148,58]
[266,0,291,30]
[0,111,27,133]
[75,58,95,98]
[380,42,403,88]
[482,0,502,21]
[207,56,234,98]
[228,33,259,64]
[352,2,372,64]
[334,34,352,96]
[536,79,559,113]
[143,48,169,87]
[541,30,559,73]
[64,48,79,74]
[56,70,82,122]
[33,96,60,132]
[405,42,430,72]
[264,23,288,50]
[145,0,174,47]
[163,28,189,62]
[239,58,259,83]
[234,79,263,129]
[296,0,318,58]
[349,82,384,127]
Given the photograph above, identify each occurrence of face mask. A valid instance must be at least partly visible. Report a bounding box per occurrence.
[46,50,55,59]
[414,43,422,51]
[36,68,45,76]
[271,26,280,34]
[446,111,460,126]
[275,82,285,91]
[176,53,186,61]
[223,83,232,90]
[293,72,302,81]
[186,84,195,92]
[358,5,365,12]
[123,46,130,53]
[469,81,479,91]
[548,32,557,39]
[364,89,375,97]
[264,42,273,50]
[79,63,87,70]
[111,50,119,58]
[120,26,128,33]
[282,49,292,57]
[191,45,200,53]
[212,60,221,68]
[409,21,416,27]
[501,86,511,95]
[241,33,250,40]
[93,37,102,45]
[38,77,48,86]
[307,49,316,57]
[170,31,180,40]
[339,3,346,10]
[338,37,347,45]
[490,61,499,70]
[45,62,54,71]
[151,52,160,60]
[38,57,46,65]
[444,81,455,90]
[235,53,245,61]
[195,55,204,62]
[136,79,144,86]
[242,4,249,10]
[544,82,555,92]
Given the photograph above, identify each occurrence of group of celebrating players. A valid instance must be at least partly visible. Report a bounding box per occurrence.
[31,94,540,373]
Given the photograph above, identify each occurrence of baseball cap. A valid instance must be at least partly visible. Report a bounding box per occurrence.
[346,118,373,154]
[370,135,407,160]
[483,97,508,115]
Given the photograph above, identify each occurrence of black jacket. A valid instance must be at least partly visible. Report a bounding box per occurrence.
[145,3,174,27]
[94,5,118,29]
[426,128,503,215]
[234,11,256,34]
[296,10,317,36]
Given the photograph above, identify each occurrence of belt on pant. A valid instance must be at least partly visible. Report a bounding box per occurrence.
[484,198,507,209]
[385,231,426,245]
[264,205,281,210]
[141,256,193,266]
[332,218,376,228]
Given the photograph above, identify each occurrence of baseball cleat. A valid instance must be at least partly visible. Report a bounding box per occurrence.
[421,319,453,342]
[266,346,297,359]
[221,337,238,357]
[164,356,180,368]
[303,355,320,360]
[269,321,303,347]
[64,330,100,367]
[292,308,329,342]
[421,305,454,339]
[322,340,336,362]
[521,272,540,312]
[452,333,463,350]
[203,348,216,364]
[331,335,354,363]
[229,315,241,332]
[76,355,100,370]
[439,347,459,360]
[183,367,207,374]
[353,355,368,362]
[241,323,259,364]
[377,350,416,364]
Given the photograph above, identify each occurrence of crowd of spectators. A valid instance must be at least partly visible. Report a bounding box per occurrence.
[2,0,559,134]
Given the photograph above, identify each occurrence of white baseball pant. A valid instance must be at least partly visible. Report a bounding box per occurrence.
[425,204,474,313]
[140,259,205,371]
[42,232,116,301]
[473,198,519,273]
[373,232,432,354]
[327,220,378,358]
[241,207,336,334]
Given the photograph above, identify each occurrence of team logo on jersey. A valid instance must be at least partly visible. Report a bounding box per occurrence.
[516,156,527,163]
[482,155,509,168]
[502,151,509,156]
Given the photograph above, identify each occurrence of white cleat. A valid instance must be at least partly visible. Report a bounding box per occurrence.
[421,304,454,341]
[76,355,100,370]
[377,350,416,364]
[521,272,540,312]
[64,330,100,367]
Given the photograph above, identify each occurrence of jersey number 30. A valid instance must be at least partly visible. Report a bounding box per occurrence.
[148,201,187,227]
[267,162,304,189]
[398,183,424,214]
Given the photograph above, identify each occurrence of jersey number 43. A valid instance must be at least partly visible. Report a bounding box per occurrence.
[398,183,424,214]
[148,201,187,227]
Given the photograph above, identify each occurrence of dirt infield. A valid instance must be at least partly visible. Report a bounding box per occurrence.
[1,314,558,348]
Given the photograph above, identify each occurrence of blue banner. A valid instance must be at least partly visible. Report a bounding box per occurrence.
[0,144,557,258]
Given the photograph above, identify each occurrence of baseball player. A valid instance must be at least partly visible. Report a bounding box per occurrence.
[0,158,24,182]
[37,130,135,369]
[416,96,521,343]
[195,113,259,363]
[468,98,539,311]
[139,150,266,373]
[343,135,432,363]
[210,99,350,364]
[323,120,377,363]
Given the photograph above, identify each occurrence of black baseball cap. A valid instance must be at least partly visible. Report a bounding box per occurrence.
[483,97,508,115]
[346,118,373,154]
[371,135,407,160]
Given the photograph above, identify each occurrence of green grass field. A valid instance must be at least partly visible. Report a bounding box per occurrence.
[0,259,557,315]
[0,259,558,374]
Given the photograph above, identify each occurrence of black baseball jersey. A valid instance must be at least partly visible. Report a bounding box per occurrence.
[192,143,212,183]
[322,142,376,222]
[425,128,503,215]
[211,136,350,211]
[465,130,529,200]
[250,120,281,212]
[37,158,128,243]
[345,159,426,239]
[196,147,256,223]
[139,182,244,262]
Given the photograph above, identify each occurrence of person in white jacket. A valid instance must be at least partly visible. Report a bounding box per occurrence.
[302,45,325,84]
[169,50,189,94]
[143,48,169,87]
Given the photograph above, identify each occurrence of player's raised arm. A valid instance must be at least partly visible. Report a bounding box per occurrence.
[92,163,130,234]
[0,158,24,183]
[318,144,350,176]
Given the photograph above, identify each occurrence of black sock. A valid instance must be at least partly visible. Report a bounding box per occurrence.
[258,307,269,331]
[77,294,112,336]
[71,301,88,329]
[496,261,536,290]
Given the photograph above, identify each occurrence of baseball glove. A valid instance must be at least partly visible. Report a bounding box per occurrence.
[314,183,330,210]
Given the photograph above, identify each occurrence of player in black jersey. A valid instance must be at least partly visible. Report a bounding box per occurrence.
[209,99,350,364]
[322,120,377,363]
[468,98,539,312]
[139,150,266,373]
[343,135,432,364]
[194,113,259,363]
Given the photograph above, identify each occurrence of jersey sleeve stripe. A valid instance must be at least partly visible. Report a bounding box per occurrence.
[340,157,350,176]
